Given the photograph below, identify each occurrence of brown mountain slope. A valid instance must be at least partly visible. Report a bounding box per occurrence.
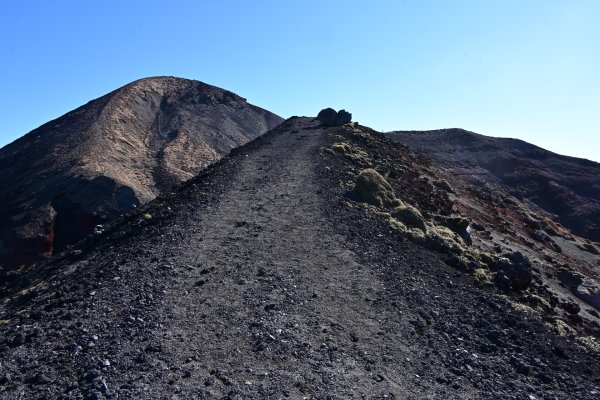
[0,76,283,274]
[386,128,600,242]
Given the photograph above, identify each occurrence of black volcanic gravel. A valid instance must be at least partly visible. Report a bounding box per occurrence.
[0,118,598,399]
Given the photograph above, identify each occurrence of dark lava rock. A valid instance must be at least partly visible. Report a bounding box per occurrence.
[317,108,352,126]
[441,216,470,234]
[82,369,101,382]
[490,252,533,291]
[317,108,337,125]
[263,303,277,312]
[560,300,581,315]
[27,372,51,385]
[336,109,352,125]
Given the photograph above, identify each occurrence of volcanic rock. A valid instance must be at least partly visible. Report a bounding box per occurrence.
[317,108,352,126]
[490,252,533,291]
[351,168,397,207]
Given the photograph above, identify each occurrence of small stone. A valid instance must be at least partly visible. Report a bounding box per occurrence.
[28,372,50,385]
[9,333,25,348]
[82,369,101,382]
[86,390,102,400]
[100,379,110,393]
[31,326,44,337]
[0,374,10,384]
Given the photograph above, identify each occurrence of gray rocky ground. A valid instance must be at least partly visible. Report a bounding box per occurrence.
[0,118,598,399]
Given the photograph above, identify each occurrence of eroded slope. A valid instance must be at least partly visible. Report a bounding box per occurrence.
[0,77,283,272]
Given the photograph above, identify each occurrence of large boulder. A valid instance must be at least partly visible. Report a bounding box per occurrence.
[317,108,338,125]
[351,169,397,208]
[490,251,533,292]
[317,108,352,126]
[336,109,352,125]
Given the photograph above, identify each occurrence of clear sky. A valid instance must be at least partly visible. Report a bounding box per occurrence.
[1,0,598,161]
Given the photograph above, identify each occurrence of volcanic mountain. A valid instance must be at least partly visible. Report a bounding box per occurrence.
[386,128,600,242]
[0,77,283,274]
[0,116,598,398]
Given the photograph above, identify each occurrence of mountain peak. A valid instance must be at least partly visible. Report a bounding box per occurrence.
[0,78,283,270]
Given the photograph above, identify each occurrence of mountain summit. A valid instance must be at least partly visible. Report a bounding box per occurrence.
[0,77,283,273]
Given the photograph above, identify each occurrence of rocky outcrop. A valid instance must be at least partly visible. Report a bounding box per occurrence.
[0,77,283,274]
[317,108,352,126]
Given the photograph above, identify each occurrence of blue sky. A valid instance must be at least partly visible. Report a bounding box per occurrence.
[1,0,599,161]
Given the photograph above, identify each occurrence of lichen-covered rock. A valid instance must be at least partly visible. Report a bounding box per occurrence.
[556,266,584,288]
[392,205,427,232]
[330,142,371,166]
[423,226,465,254]
[351,169,397,208]
[440,215,472,245]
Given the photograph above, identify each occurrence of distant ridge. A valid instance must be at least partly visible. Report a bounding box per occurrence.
[386,128,600,241]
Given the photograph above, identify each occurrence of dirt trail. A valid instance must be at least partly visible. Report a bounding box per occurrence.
[145,119,417,398]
